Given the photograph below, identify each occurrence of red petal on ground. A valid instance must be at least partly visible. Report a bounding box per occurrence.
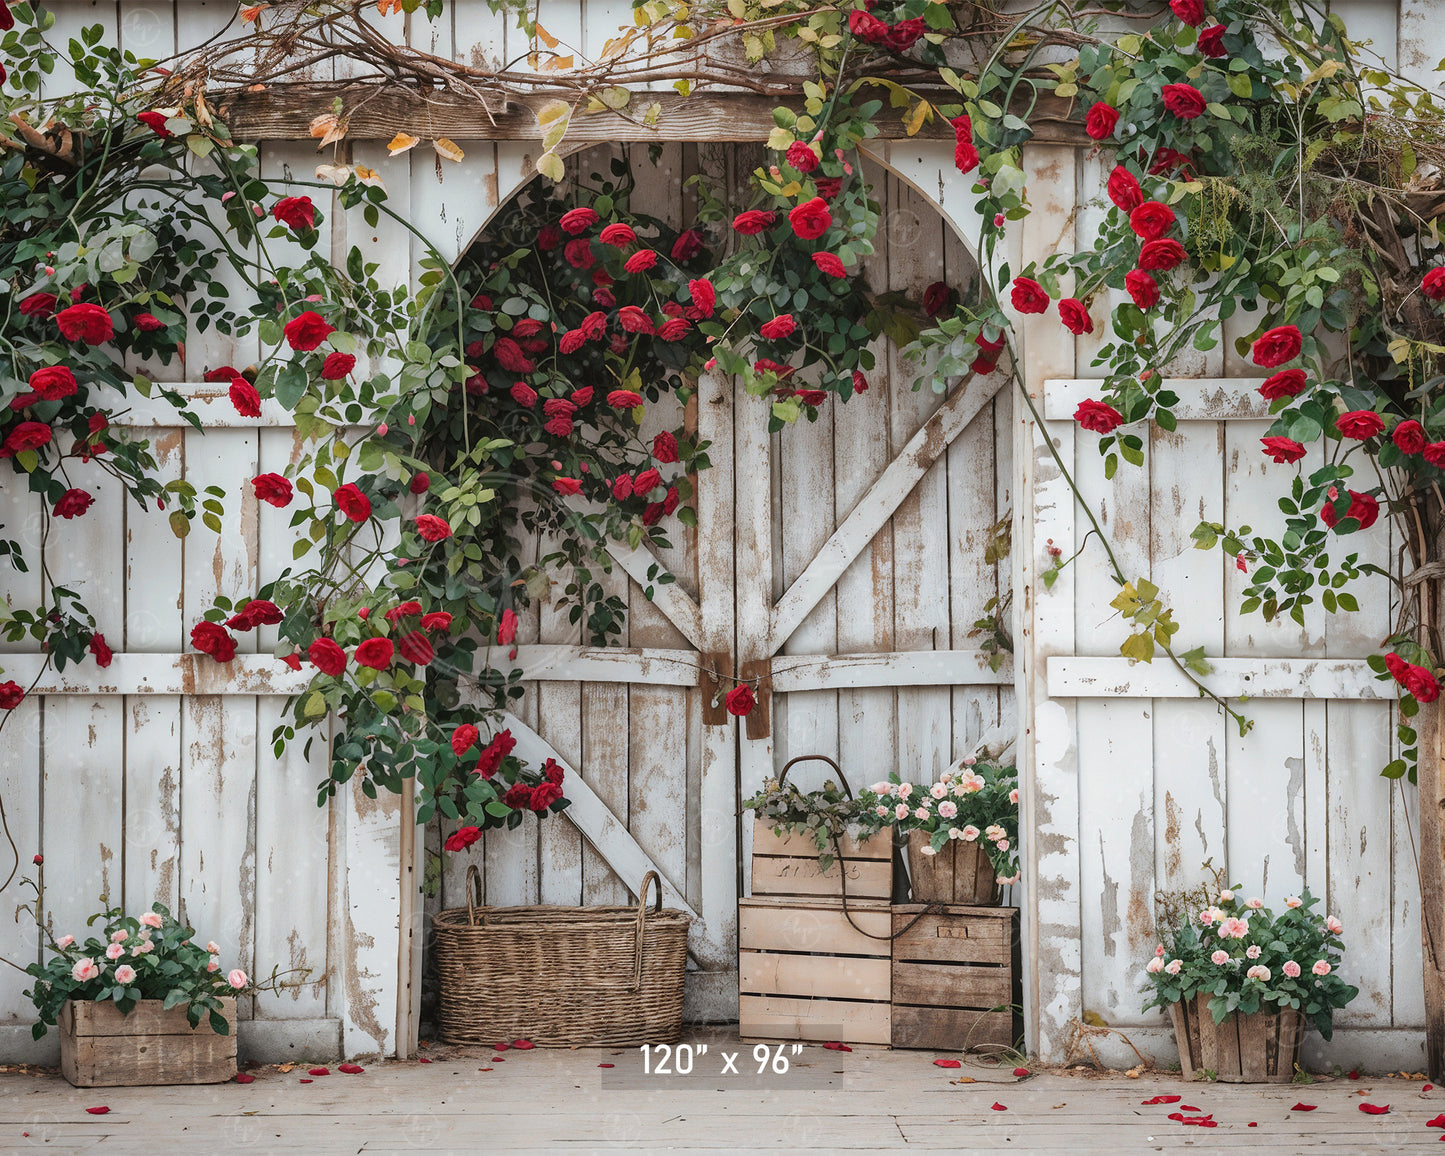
[1428,1114,1445,1127]
[1013,1067,1030,1077]
[494,1043,510,1051]
[1167,1113,1184,1121]
[308,1067,330,1076]
[1291,1103,1317,1111]
[932,1059,961,1068]
[1428,1085,1436,1092]
[1143,1095,1182,1105]
[822,1041,851,1051]
[234,1073,255,1084]
[1349,1071,1361,1079]
[84,1107,109,1115]
[599,1063,615,1068]
[492,1057,506,1062]
[991,1102,1007,1111]
[338,1063,364,1074]
[1180,1104,1201,1112]
[479,1068,493,1072]
[299,1079,313,1084]
[1359,1103,1390,1114]
[512,1040,535,1050]
[1249,1122,1258,1127]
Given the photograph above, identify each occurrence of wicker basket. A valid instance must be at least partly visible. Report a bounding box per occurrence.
[434,867,690,1047]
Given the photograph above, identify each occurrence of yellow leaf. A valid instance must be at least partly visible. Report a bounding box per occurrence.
[543,54,574,71]
[599,86,631,111]
[542,121,567,151]
[535,100,570,128]
[902,99,930,138]
[535,150,565,182]
[535,21,559,47]
[766,126,795,151]
[642,101,662,126]
[433,138,465,163]
[1305,59,1344,84]
[386,131,419,156]
[353,164,386,191]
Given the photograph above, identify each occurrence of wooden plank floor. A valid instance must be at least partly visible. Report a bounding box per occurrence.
[3,1027,1444,1153]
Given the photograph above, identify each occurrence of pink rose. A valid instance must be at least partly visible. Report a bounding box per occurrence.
[1145,957,1164,974]
[1164,959,1182,975]
[1246,964,1271,982]
[1211,950,1230,965]
[1218,916,1250,939]
[894,803,909,821]
[1325,916,1343,935]
[105,943,125,960]
[56,935,74,948]
[139,912,163,929]
[1312,960,1332,976]
[1283,961,1302,978]
[1245,897,1264,909]
[961,825,980,841]
[228,969,248,990]
[71,957,99,982]
[114,964,137,985]
[207,958,220,973]
[1246,944,1261,959]
[1285,896,1302,908]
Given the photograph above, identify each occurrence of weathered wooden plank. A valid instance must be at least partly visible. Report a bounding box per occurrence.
[751,824,890,861]
[1047,657,1391,699]
[1043,378,1270,422]
[891,1006,1015,1051]
[603,540,704,650]
[750,856,893,901]
[738,994,891,1045]
[771,651,1011,691]
[0,696,42,1019]
[739,952,891,1002]
[737,896,891,955]
[892,961,1014,1009]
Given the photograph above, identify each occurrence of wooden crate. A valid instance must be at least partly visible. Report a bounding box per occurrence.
[59,998,237,1087]
[738,896,892,1045]
[750,820,892,900]
[890,905,1020,1051]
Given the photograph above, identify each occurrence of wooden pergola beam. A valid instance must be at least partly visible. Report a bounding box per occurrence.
[222,84,1087,145]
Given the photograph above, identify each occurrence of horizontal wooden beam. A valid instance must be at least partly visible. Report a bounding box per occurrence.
[1047,656,1392,700]
[1043,378,1271,423]
[223,84,1088,145]
[771,650,1011,691]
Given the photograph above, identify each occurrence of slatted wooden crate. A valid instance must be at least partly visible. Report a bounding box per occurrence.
[738,896,892,1045]
[59,998,237,1087]
[890,905,1020,1051]
[750,820,893,901]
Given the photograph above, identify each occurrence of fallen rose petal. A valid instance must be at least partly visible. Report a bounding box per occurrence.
[1428,1084,1436,1092]
[512,1040,535,1050]
[1143,1095,1182,1105]
[991,1102,1007,1111]
[234,1073,255,1083]
[300,1078,313,1084]
[479,1067,493,1072]
[308,1067,330,1076]
[599,1063,614,1068]
[85,1107,110,1115]
[494,1043,510,1051]
[1291,1103,1317,1111]
[338,1063,364,1074]
[1181,1105,1201,1112]
[1013,1067,1030,1077]
[933,1059,962,1068]
[1248,1122,1257,1127]
[492,1057,505,1062]
[417,1057,433,1064]
[1359,1103,1390,1114]
[1429,1114,1445,1128]
[1349,1070,1361,1079]
[822,1041,851,1052]
[1168,1113,1184,1121]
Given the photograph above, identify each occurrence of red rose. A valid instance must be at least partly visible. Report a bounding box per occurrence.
[732,210,776,235]
[1336,410,1384,441]
[788,198,832,241]
[760,314,797,340]
[475,729,516,778]
[452,725,479,755]
[885,16,925,51]
[1259,369,1308,401]
[510,382,537,408]
[493,337,533,374]
[671,229,704,262]
[543,757,565,786]
[56,303,114,345]
[544,416,574,438]
[0,681,24,710]
[786,142,819,173]
[1251,324,1302,368]
[1085,102,1120,140]
[557,330,583,355]
[954,138,980,175]
[409,472,431,495]
[1422,268,1445,301]
[624,249,659,274]
[190,620,237,663]
[1389,657,1440,703]
[634,467,662,495]
[726,684,756,716]
[847,9,889,43]
[563,239,595,270]
[9,393,37,411]
[1344,490,1379,529]
[227,599,283,631]
[754,359,793,379]
[284,311,334,352]
[203,366,241,382]
[1138,239,1188,271]
[653,431,679,464]
[54,488,95,519]
[688,279,716,318]
[599,223,636,249]
[497,608,518,645]
[321,352,355,380]
[1129,201,1176,241]
[2,421,52,455]
[529,781,563,811]
[1074,399,1124,433]
[815,177,843,200]
[252,473,294,507]
[560,207,598,235]
[272,196,316,231]
[19,293,57,318]
[812,252,846,278]
[1148,147,1195,176]
[617,306,655,336]
[552,477,582,496]
[421,611,452,633]
[29,366,77,400]
[923,281,954,318]
[1197,24,1227,57]
[538,225,562,251]
[1394,420,1427,455]
[579,311,607,341]
[229,378,261,417]
[444,826,482,852]
[612,475,634,501]
[1125,269,1160,309]
[1162,83,1207,119]
[1170,0,1205,25]
[1107,166,1144,213]
[397,631,434,666]
[134,313,165,332]
[852,371,869,394]
[384,601,423,623]
[138,110,172,137]
[657,318,689,342]
[307,637,347,676]
[415,514,452,541]
[602,390,642,412]
[88,632,113,668]
[1010,277,1050,314]
[354,638,394,670]
[1261,436,1307,464]
[502,783,535,809]
[1058,298,1093,335]
[333,483,372,522]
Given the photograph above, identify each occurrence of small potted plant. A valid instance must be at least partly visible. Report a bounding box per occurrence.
[858,759,1019,904]
[1142,881,1358,1082]
[24,895,263,1087]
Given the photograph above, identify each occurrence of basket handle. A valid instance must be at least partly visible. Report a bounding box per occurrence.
[465,864,483,927]
[631,871,662,989]
[779,753,852,798]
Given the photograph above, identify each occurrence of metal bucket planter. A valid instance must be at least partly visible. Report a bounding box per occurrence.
[1168,992,1303,1083]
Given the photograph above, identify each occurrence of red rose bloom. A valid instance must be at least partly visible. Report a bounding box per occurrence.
[612,475,634,501]
[0,681,25,710]
[203,366,240,382]
[624,249,659,274]
[229,378,262,417]
[1344,490,1379,529]
[251,473,294,508]
[552,477,583,496]
[321,352,356,380]
[726,684,756,716]
[333,483,372,522]
[617,306,655,335]
[543,757,565,786]
[580,311,608,341]
[1010,277,1050,314]
[563,239,595,270]
[421,611,452,633]
[559,330,585,354]
[283,311,334,352]
[1336,410,1384,440]
[2,421,51,455]
[1058,298,1093,335]
[1422,268,1445,301]
[732,210,776,235]
[397,631,434,666]
[307,637,347,676]
[560,207,599,235]
[271,196,316,231]
[56,303,113,345]
[529,781,563,811]
[537,224,562,251]
[1107,166,1144,213]
[493,337,534,374]
[497,608,518,645]
[384,601,422,623]
[658,318,689,342]
[1388,656,1440,703]
[786,142,819,173]
[1162,83,1207,119]
[1148,146,1196,176]
[1197,24,1227,57]
[1259,369,1308,401]
[599,223,636,249]
[88,632,113,668]
[1085,102,1120,140]
[191,620,237,663]
[29,366,77,400]
[226,598,284,631]
[1074,399,1124,433]
[635,467,662,494]
[1170,0,1205,25]
[510,382,538,408]
[137,110,172,137]
[607,389,644,409]
[19,293,57,319]
[1138,239,1188,271]
[653,431,679,464]
[885,16,925,51]
[1129,201,1176,241]
[54,488,95,519]
[1394,420,1427,455]
[409,472,431,495]
[444,826,482,852]
[1251,325,1303,368]
[1261,436,1307,464]
[502,783,535,809]
[688,279,716,318]
[1125,269,1160,310]
[815,177,843,200]
[788,198,832,241]
[134,313,165,332]
[923,281,954,318]
[415,514,452,542]
[475,729,517,779]
[452,724,479,755]
[354,638,394,670]
[542,397,576,421]
[848,9,888,42]
[954,138,980,175]
[671,229,704,262]
[852,371,869,394]
[760,314,797,341]
[812,252,846,278]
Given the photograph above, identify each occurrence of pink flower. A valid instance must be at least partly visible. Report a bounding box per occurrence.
[1156,945,1166,957]
[929,782,948,800]
[996,838,1010,851]
[207,941,220,954]
[131,941,153,955]
[110,929,128,944]
[71,958,99,982]
[1165,959,1182,975]
[875,805,889,817]
[114,965,137,985]
[984,824,1005,842]
[961,825,980,842]
[1246,964,1271,982]
[1211,950,1230,965]
[1246,944,1261,959]
[105,943,125,960]
[1009,788,1018,804]
[1325,915,1343,935]
[1218,916,1250,939]
[228,969,248,990]
[913,806,931,820]
[1218,890,1234,901]
[139,912,163,929]
[1245,897,1264,909]
[56,935,74,949]
[1145,957,1164,974]
[207,958,220,973]
[938,801,958,819]
[897,783,913,799]
[1312,960,1332,976]
[1283,960,1302,978]
[894,803,910,821]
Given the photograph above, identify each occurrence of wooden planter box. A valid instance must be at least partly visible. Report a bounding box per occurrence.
[60,998,237,1087]
[738,896,892,1045]
[905,833,1000,905]
[751,819,892,901]
[891,905,1020,1051]
[1168,992,1303,1083]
